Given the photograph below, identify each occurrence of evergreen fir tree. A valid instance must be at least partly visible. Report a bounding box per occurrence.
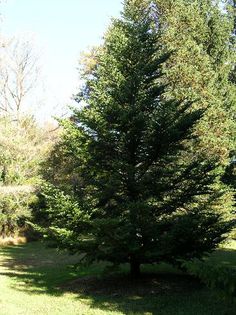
[39,0,235,277]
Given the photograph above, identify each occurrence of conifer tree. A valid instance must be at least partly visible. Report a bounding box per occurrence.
[39,0,235,277]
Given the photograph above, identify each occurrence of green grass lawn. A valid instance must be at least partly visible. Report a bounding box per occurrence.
[0,241,235,315]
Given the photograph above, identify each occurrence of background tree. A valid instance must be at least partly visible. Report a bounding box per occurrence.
[157,0,235,150]
[37,0,235,277]
[0,115,52,185]
[221,0,236,240]
[0,37,40,122]
[155,0,236,241]
[0,34,56,238]
[0,115,55,238]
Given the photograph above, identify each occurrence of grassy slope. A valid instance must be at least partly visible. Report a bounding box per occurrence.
[0,241,235,315]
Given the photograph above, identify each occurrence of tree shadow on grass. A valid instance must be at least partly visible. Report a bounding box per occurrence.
[0,243,235,315]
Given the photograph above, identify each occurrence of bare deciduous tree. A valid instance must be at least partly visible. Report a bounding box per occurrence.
[0,37,40,122]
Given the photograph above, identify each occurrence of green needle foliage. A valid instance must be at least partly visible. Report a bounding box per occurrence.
[38,0,235,277]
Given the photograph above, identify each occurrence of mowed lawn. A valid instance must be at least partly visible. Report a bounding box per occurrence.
[0,241,235,315]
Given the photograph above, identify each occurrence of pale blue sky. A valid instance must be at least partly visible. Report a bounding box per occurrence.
[0,0,122,122]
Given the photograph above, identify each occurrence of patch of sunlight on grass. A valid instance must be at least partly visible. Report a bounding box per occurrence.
[223,239,236,249]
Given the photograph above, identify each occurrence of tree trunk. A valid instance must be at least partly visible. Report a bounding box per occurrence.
[130,259,141,278]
